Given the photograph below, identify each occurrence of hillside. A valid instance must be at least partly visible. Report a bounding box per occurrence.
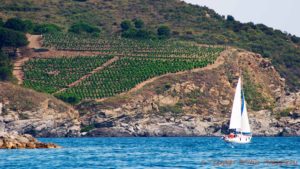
[0,0,299,137]
[0,0,300,91]
[0,82,80,137]
[0,48,299,137]
[77,49,300,136]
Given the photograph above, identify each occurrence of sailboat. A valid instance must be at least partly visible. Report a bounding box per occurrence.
[222,76,252,144]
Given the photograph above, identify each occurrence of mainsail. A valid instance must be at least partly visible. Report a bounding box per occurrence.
[229,77,242,130]
[229,77,251,134]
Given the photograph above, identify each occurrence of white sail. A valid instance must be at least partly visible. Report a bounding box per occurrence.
[241,95,251,133]
[229,77,242,130]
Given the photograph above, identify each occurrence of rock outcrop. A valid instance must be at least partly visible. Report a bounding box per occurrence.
[0,83,80,137]
[0,132,60,149]
[78,48,299,137]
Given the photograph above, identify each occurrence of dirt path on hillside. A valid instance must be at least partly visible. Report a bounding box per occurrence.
[13,34,41,85]
[54,56,120,94]
[26,34,42,49]
[95,48,235,102]
[13,57,30,85]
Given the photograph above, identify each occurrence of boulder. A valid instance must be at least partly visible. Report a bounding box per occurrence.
[0,132,61,149]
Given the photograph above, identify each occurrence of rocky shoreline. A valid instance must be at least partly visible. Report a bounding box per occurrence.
[0,132,60,149]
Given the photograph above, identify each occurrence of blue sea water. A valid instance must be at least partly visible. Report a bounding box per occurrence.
[0,137,299,169]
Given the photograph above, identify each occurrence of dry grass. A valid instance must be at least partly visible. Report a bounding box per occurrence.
[0,82,71,111]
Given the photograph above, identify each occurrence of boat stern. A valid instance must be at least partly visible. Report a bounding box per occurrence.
[223,134,252,144]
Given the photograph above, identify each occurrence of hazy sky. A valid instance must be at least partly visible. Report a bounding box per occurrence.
[183,0,300,36]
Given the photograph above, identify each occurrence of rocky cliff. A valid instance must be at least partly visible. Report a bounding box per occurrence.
[78,48,300,137]
[0,82,80,137]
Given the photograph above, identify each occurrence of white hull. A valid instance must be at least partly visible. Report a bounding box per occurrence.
[223,135,252,144]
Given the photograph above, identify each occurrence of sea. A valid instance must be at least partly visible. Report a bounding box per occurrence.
[1,137,299,169]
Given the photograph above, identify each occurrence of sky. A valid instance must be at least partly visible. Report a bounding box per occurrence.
[183,0,300,36]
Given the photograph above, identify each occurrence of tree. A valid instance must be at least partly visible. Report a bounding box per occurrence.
[291,35,300,43]
[4,18,29,32]
[120,20,133,31]
[0,27,28,82]
[133,18,144,29]
[227,15,235,22]
[0,51,12,80]
[0,28,28,48]
[157,25,171,38]
[69,22,100,34]
[33,23,62,34]
[23,20,35,32]
[121,28,137,38]
[136,29,155,39]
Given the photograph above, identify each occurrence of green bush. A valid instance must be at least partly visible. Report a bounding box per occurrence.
[291,35,300,43]
[0,28,28,48]
[0,51,12,81]
[133,18,144,29]
[120,20,133,31]
[122,28,155,39]
[227,15,235,22]
[136,29,155,39]
[33,23,62,34]
[69,22,100,34]
[56,94,80,104]
[4,18,33,32]
[157,25,171,38]
[81,124,95,132]
[121,28,137,38]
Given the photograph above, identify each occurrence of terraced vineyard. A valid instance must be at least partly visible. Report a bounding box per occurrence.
[43,33,212,57]
[23,34,224,102]
[23,55,113,93]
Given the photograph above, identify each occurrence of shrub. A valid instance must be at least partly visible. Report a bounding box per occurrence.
[56,94,80,104]
[4,18,31,32]
[121,28,137,38]
[135,29,155,39]
[81,124,95,132]
[291,35,300,43]
[0,28,28,48]
[33,23,62,34]
[120,20,133,31]
[23,20,34,32]
[69,22,100,34]
[157,25,171,38]
[122,28,155,40]
[0,51,12,81]
[133,18,144,29]
[227,15,235,22]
